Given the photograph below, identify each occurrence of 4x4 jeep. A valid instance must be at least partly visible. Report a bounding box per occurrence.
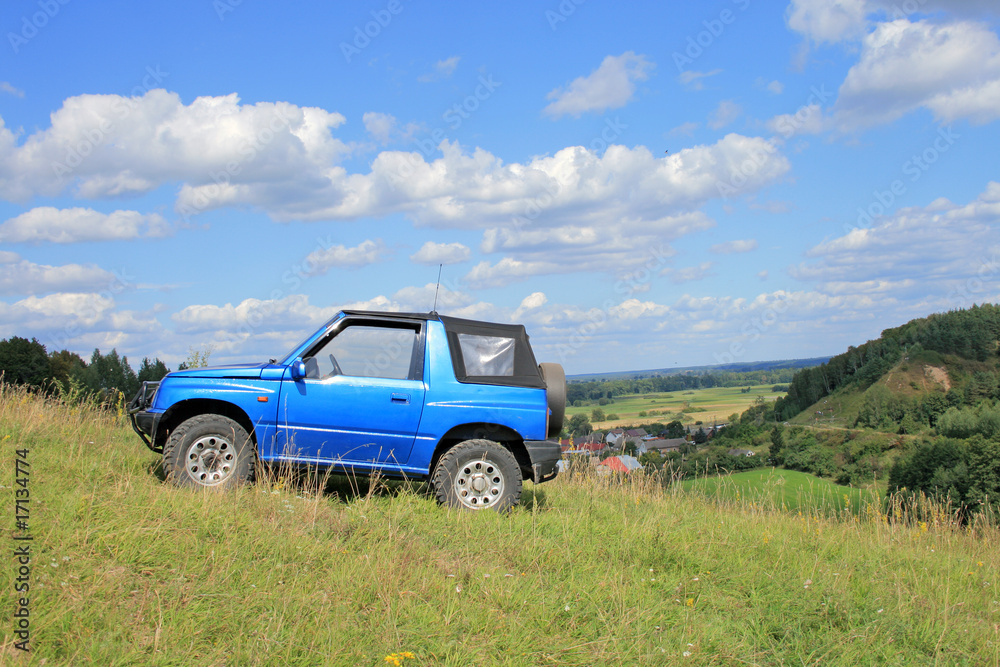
[129,310,565,510]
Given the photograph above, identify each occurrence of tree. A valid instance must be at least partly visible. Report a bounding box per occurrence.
[664,420,685,439]
[567,413,593,437]
[591,407,606,422]
[0,337,51,388]
[966,435,1000,512]
[85,349,139,398]
[49,349,88,392]
[137,357,171,383]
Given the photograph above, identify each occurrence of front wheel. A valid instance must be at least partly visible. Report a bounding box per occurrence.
[431,439,522,511]
[163,414,255,489]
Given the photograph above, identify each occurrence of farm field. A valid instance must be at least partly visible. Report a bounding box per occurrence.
[681,469,880,515]
[565,384,783,429]
[2,384,999,665]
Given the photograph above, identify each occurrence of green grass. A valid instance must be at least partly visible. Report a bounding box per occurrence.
[567,385,782,427]
[2,384,1000,665]
[681,469,878,515]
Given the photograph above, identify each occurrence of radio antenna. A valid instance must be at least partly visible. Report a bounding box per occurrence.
[432,263,443,313]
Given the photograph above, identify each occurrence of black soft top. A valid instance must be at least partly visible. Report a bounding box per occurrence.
[341,310,544,388]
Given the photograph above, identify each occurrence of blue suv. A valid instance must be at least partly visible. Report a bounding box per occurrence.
[129,310,565,510]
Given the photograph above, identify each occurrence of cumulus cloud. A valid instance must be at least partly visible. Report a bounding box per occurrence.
[0,254,117,296]
[410,241,471,265]
[0,90,350,202]
[301,239,389,276]
[0,207,170,243]
[832,19,1000,130]
[786,0,868,44]
[710,239,758,254]
[543,52,653,118]
[792,181,1000,304]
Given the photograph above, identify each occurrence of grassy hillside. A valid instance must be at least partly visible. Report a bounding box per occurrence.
[2,385,999,665]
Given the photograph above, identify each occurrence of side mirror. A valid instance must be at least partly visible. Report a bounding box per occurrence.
[290,359,306,380]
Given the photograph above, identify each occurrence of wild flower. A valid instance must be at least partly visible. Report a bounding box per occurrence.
[685,598,695,607]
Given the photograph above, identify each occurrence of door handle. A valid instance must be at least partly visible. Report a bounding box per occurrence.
[391,393,410,404]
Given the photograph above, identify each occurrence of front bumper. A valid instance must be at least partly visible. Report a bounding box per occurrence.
[524,439,561,484]
[128,382,163,453]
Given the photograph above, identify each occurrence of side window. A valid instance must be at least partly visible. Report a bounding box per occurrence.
[457,333,515,377]
[306,324,418,380]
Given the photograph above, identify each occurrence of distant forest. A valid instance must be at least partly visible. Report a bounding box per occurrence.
[567,368,799,405]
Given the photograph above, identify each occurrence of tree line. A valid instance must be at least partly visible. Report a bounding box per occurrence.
[0,336,172,401]
[567,367,799,405]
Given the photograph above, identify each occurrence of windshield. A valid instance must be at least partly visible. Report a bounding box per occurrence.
[277,313,344,365]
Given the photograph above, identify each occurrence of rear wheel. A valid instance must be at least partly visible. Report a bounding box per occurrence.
[431,439,522,511]
[163,414,255,488]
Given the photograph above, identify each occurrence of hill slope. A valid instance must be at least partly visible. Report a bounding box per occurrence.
[2,385,999,664]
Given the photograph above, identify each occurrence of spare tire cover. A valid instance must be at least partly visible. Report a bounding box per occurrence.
[539,362,566,439]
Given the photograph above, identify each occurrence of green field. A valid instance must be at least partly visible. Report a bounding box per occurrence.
[3,384,999,665]
[566,384,782,428]
[681,469,879,515]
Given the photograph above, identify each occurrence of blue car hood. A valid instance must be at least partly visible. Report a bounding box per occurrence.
[166,363,269,380]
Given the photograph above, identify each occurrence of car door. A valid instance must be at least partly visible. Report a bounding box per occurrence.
[274,318,426,466]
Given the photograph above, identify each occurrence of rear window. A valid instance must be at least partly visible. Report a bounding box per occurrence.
[457,333,515,377]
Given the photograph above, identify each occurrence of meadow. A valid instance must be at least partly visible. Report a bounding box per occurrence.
[565,384,782,428]
[2,383,998,665]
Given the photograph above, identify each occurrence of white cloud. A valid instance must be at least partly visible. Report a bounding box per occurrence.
[710,239,758,254]
[418,56,461,82]
[678,69,722,90]
[1,82,24,98]
[708,100,742,129]
[792,181,1000,302]
[786,0,868,44]
[0,90,350,202]
[463,258,564,290]
[543,52,653,118]
[410,241,471,265]
[833,19,1000,130]
[664,262,715,284]
[767,80,784,95]
[0,255,116,296]
[363,112,396,145]
[668,121,699,137]
[302,239,389,276]
[767,104,828,137]
[0,207,170,243]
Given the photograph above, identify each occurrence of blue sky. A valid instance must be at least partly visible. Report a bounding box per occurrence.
[1,0,999,374]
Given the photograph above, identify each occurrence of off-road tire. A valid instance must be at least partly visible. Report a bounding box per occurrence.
[539,362,566,438]
[431,439,522,511]
[163,414,255,489]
